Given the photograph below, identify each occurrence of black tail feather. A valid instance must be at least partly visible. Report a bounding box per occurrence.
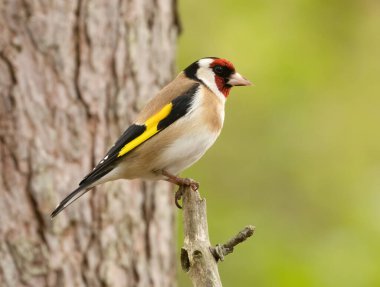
[50,185,91,218]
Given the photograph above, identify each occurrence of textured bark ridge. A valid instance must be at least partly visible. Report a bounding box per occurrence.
[0,1,179,286]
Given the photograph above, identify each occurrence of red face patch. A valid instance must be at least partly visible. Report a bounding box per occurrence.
[214,76,231,97]
[210,58,235,71]
[210,59,236,98]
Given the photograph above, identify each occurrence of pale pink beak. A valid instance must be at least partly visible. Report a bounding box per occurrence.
[227,72,252,86]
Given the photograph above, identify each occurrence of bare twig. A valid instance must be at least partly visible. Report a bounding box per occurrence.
[180,185,255,287]
[210,225,255,262]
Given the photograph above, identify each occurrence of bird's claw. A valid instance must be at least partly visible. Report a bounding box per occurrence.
[175,186,184,209]
[173,179,199,209]
[161,170,199,208]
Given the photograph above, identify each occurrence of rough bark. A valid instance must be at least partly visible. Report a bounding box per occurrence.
[0,0,179,286]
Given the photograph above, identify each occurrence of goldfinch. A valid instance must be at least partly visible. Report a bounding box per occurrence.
[51,57,251,217]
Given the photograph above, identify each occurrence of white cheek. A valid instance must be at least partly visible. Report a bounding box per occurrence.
[196,68,225,101]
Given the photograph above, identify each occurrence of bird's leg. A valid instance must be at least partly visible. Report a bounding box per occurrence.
[161,170,199,209]
[161,170,199,191]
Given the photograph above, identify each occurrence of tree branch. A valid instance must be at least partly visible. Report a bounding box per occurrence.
[180,185,255,287]
[210,225,255,262]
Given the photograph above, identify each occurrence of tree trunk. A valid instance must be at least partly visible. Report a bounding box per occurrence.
[0,0,179,286]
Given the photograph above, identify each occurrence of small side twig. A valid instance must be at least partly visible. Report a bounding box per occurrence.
[210,225,255,262]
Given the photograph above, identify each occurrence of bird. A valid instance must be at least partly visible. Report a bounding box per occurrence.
[51,57,251,217]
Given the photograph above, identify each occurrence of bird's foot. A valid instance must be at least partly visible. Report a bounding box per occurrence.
[161,170,199,208]
[174,177,199,191]
[162,170,199,190]
[175,186,185,209]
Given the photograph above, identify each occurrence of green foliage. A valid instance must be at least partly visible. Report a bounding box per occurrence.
[177,0,380,286]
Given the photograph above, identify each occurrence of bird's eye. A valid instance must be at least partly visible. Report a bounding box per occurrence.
[213,65,225,76]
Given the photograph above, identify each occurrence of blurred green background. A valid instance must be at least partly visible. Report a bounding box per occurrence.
[176,0,380,286]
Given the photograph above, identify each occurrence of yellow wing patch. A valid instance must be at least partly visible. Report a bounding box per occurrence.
[117,103,173,157]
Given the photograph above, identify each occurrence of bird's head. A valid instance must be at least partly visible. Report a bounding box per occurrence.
[183,57,251,98]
